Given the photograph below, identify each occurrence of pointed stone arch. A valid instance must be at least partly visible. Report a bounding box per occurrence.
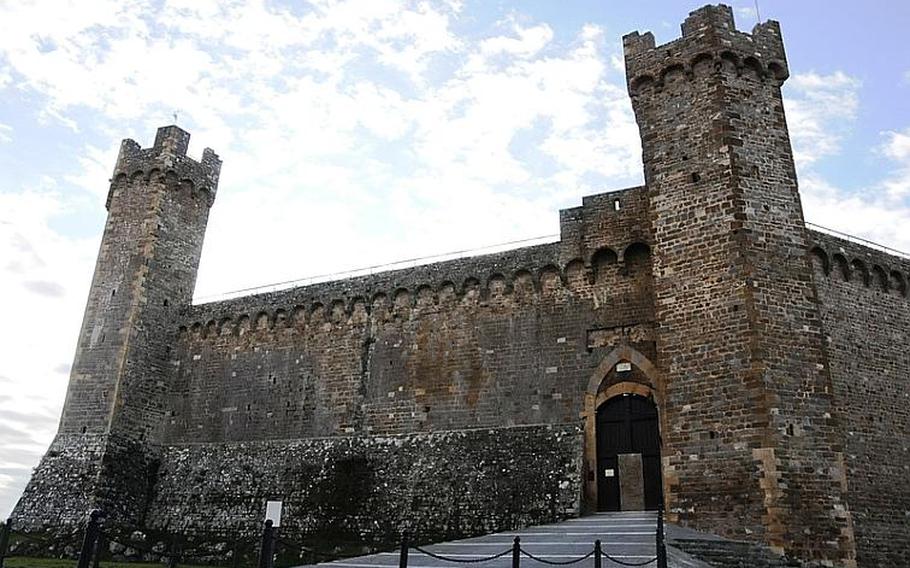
[581,344,663,513]
[585,344,661,396]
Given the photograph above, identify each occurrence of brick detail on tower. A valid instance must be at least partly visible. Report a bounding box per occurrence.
[624,5,854,565]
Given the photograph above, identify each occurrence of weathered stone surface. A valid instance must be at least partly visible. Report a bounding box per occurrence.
[146,424,582,547]
[807,232,910,568]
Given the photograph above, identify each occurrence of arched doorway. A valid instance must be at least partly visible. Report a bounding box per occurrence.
[596,394,662,511]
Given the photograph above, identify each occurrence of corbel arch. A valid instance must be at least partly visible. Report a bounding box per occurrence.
[581,344,664,513]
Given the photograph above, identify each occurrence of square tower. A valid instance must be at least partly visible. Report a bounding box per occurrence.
[625,5,855,565]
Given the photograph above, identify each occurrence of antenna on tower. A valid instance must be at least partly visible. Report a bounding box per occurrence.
[754,0,762,22]
[172,111,178,125]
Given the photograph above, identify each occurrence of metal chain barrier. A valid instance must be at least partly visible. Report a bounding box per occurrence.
[519,547,595,565]
[599,553,656,567]
[411,544,514,563]
[7,504,673,568]
[275,536,340,560]
[99,526,257,567]
[5,531,54,546]
[102,533,166,557]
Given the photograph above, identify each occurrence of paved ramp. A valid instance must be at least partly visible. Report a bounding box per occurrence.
[300,512,709,568]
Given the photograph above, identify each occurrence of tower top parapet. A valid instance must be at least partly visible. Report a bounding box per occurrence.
[622,4,789,96]
[109,125,222,208]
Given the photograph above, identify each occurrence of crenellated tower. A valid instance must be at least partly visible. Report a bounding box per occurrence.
[13,126,221,528]
[624,5,855,565]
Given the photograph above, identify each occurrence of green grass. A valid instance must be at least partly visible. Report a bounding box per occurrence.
[3,558,228,568]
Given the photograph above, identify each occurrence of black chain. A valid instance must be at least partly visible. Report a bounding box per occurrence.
[102,532,169,559]
[411,544,513,563]
[10,532,54,545]
[275,537,337,559]
[275,537,311,553]
[600,553,657,567]
[101,531,251,563]
[520,547,595,565]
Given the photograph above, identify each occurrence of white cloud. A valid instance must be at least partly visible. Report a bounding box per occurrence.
[479,22,554,58]
[801,173,910,252]
[879,128,910,201]
[0,190,98,517]
[883,128,910,162]
[0,123,11,143]
[785,71,861,167]
[786,73,910,253]
[734,6,758,21]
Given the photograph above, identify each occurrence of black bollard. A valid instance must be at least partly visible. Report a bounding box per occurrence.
[91,533,105,568]
[512,536,520,568]
[232,543,242,568]
[166,540,179,568]
[258,520,276,568]
[0,518,11,568]
[594,539,602,568]
[398,532,409,568]
[656,503,668,568]
[77,510,103,568]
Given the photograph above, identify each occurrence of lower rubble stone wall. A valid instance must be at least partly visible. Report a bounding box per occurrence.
[11,433,108,531]
[145,423,583,548]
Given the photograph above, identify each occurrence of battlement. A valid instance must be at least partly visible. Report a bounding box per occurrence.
[623,4,788,96]
[179,234,658,342]
[809,230,910,297]
[108,125,222,209]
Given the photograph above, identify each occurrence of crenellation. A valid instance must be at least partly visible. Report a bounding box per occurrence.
[108,126,222,212]
[808,231,910,299]
[624,5,788,100]
[178,244,658,341]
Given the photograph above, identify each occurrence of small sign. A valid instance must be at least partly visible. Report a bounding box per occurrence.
[265,500,283,527]
[616,362,632,373]
[604,469,615,477]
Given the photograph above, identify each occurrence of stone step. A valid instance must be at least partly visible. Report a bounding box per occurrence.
[295,512,709,568]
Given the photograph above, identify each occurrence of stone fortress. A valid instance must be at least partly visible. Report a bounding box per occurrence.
[12,5,910,568]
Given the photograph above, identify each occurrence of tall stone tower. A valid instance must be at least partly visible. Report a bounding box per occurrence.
[13,126,221,528]
[624,6,855,565]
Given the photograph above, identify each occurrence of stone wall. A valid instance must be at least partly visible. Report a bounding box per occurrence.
[146,424,583,547]
[12,433,107,530]
[809,231,910,568]
[164,189,656,445]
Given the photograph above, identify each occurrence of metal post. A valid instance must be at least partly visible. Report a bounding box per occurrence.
[77,510,102,568]
[398,532,409,568]
[594,539,602,568]
[232,543,242,568]
[512,536,520,568]
[91,533,104,568]
[656,503,668,568]
[166,540,179,568]
[0,518,12,568]
[258,520,275,568]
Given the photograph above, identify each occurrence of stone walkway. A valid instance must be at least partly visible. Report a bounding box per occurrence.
[298,512,710,568]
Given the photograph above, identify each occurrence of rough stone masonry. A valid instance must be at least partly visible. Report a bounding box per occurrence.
[12,5,910,568]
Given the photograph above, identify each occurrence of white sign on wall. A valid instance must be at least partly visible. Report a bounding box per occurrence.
[265,500,283,527]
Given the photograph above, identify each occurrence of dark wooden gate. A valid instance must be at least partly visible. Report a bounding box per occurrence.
[596,394,662,511]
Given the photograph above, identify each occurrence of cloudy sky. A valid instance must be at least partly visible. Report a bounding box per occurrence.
[1,0,909,517]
